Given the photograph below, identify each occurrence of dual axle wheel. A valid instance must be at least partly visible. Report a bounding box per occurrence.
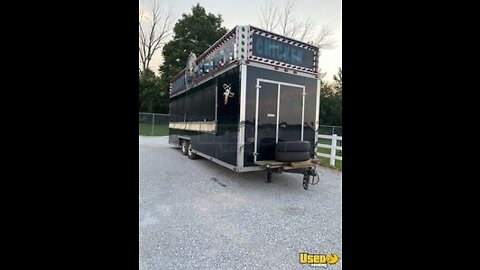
[180,140,197,159]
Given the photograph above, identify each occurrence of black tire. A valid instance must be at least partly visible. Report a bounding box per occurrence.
[275,151,310,162]
[258,138,277,161]
[276,141,310,152]
[181,140,188,155]
[187,142,198,159]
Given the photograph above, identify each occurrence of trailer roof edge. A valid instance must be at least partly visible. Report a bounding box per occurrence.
[169,27,238,83]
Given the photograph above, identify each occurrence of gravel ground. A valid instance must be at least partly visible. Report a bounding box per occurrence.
[139,136,342,269]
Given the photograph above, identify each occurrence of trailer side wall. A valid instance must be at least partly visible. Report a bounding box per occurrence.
[169,66,241,167]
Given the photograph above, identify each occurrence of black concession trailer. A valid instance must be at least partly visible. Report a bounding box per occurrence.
[168,25,321,189]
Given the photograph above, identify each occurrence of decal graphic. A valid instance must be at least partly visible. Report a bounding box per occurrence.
[223,83,234,105]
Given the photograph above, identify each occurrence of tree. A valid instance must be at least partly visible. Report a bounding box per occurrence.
[139,69,159,112]
[158,4,227,86]
[319,68,342,127]
[154,4,227,114]
[139,4,226,113]
[139,0,175,73]
[258,0,336,50]
[258,0,280,32]
[333,67,342,95]
[139,70,170,113]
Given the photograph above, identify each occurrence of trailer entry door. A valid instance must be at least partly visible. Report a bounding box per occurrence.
[254,79,305,162]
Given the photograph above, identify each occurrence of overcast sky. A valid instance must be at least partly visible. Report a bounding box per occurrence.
[140,0,341,80]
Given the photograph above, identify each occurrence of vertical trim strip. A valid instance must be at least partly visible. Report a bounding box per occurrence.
[237,64,247,168]
[301,86,305,141]
[315,78,321,145]
[254,80,260,163]
[215,82,218,133]
[215,83,218,120]
[276,84,281,143]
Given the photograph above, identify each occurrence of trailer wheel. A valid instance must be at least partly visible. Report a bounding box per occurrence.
[181,140,188,155]
[187,142,198,159]
[266,169,272,183]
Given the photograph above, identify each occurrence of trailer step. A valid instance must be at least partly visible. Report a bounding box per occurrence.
[254,160,285,167]
[255,159,320,170]
[289,159,320,168]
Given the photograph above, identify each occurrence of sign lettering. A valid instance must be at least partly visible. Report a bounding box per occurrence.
[252,33,314,68]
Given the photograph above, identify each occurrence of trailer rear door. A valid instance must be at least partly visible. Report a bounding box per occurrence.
[254,79,305,162]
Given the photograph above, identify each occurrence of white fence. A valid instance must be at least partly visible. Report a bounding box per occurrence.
[316,134,342,166]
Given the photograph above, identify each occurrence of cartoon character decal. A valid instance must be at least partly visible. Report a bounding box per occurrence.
[223,83,234,105]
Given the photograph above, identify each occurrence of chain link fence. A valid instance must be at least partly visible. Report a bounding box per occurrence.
[139,112,170,136]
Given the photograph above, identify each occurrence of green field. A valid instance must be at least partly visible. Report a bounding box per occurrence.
[139,123,169,136]
[316,138,342,170]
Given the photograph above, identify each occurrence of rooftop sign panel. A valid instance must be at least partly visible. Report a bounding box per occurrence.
[251,33,315,69]
[169,25,319,97]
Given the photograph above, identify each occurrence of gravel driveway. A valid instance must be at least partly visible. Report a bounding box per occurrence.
[139,136,342,269]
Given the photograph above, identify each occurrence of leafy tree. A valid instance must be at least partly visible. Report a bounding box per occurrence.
[139,69,165,112]
[139,4,227,113]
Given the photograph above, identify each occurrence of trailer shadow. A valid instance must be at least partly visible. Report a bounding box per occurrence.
[193,155,311,193]
[158,141,334,195]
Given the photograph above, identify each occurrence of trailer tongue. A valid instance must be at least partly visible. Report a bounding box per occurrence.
[255,159,320,190]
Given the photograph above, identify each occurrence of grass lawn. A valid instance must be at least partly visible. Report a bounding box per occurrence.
[139,123,169,136]
[317,138,342,170]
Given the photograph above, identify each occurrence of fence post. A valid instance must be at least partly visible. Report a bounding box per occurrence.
[152,114,155,136]
[330,134,337,166]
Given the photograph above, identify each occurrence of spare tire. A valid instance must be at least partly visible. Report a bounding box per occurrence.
[276,141,310,152]
[258,138,277,160]
[275,151,310,162]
